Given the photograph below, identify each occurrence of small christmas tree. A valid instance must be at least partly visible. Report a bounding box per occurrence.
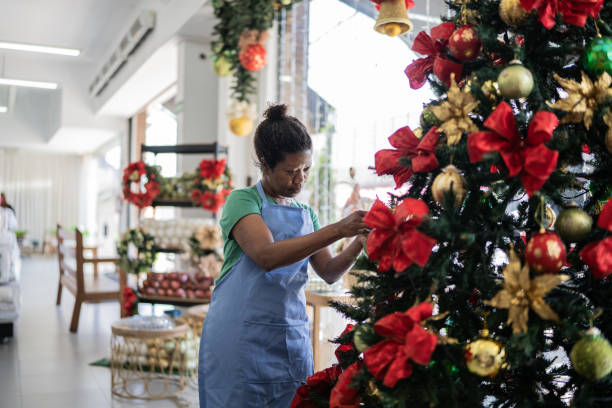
[291,0,612,406]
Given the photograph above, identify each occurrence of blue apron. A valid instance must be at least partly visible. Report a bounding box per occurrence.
[199,181,314,407]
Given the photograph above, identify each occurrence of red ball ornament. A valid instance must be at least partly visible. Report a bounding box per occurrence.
[525,231,567,274]
[239,43,267,71]
[448,25,481,61]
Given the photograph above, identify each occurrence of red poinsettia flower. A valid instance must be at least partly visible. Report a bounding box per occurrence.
[520,0,604,29]
[199,158,227,179]
[580,199,612,278]
[290,365,343,408]
[375,126,439,189]
[335,324,355,361]
[329,361,362,408]
[364,198,436,273]
[122,286,138,316]
[192,190,226,213]
[404,22,463,89]
[467,102,559,197]
[363,302,437,388]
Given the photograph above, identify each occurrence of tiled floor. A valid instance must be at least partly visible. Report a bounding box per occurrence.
[1,256,199,408]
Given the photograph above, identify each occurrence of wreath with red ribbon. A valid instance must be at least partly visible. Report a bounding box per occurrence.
[122,161,161,208]
[190,158,233,213]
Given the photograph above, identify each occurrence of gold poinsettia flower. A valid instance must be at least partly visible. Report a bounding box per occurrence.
[484,249,570,334]
[547,72,612,130]
[430,75,480,146]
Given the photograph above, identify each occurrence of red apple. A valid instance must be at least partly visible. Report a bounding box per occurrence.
[156,288,166,297]
[185,281,195,290]
[199,281,211,290]
[194,289,205,298]
[186,289,195,298]
[168,272,178,280]
[170,280,181,290]
[195,272,206,282]
[151,273,164,281]
[166,289,175,297]
[150,280,160,289]
[175,288,186,298]
[178,273,189,283]
[145,287,156,296]
[160,280,170,289]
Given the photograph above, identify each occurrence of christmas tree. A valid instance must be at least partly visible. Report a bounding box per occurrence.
[291,0,612,406]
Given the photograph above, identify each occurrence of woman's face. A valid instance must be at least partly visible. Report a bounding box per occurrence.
[263,150,312,198]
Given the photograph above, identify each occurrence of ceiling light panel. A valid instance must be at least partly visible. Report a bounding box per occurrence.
[0,78,58,90]
[0,41,80,56]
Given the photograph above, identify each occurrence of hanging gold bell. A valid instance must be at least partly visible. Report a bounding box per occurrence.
[374,0,413,37]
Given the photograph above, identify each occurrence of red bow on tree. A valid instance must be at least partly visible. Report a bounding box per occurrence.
[199,158,227,179]
[467,102,559,197]
[329,361,362,408]
[520,0,604,29]
[404,22,463,89]
[363,302,438,388]
[580,199,612,279]
[290,365,343,408]
[364,198,436,273]
[375,126,439,189]
[335,324,356,362]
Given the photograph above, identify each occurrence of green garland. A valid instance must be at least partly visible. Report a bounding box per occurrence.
[211,0,298,102]
[117,229,157,274]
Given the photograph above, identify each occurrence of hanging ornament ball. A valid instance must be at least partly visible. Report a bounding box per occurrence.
[570,327,612,381]
[432,165,467,208]
[497,60,534,99]
[228,116,254,137]
[213,56,233,77]
[499,0,530,27]
[280,0,292,5]
[583,36,612,77]
[555,204,593,242]
[420,107,442,129]
[525,230,567,274]
[239,44,267,72]
[448,25,482,61]
[353,324,375,353]
[465,337,506,378]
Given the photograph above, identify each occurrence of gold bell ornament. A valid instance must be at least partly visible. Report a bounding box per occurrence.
[227,100,255,137]
[373,0,413,37]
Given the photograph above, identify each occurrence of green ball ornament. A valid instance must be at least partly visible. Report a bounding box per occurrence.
[583,37,612,77]
[570,328,612,381]
[213,56,233,77]
[555,204,592,242]
[497,60,534,99]
[353,324,375,353]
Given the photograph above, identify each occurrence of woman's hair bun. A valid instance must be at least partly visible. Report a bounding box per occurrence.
[263,104,288,121]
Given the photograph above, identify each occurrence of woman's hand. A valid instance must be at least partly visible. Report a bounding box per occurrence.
[333,210,369,238]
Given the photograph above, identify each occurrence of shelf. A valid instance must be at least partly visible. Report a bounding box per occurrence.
[155,248,185,254]
[135,290,210,307]
[141,143,228,155]
[151,199,199,207]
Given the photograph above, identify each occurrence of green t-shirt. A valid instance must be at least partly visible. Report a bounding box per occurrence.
[217,185,320,283]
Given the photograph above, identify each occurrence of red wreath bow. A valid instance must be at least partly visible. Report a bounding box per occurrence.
[199,158,227,179]
[363,302,437,388]
[580,199,612,278]
[467,102,559,197]
[370,0,415,10]
[520,0,604,29]
[291,365,343,408]
[404,22,463,89]
[364,198,436,273]
[329,361,362,408]
[375,126,440,189]
[335,324,356,362]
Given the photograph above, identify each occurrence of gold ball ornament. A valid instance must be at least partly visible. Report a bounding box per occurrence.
[229,116,254,137]
[499,0,530,27]
[555,203,592,242]
[213,56,233,77]
[353,324,375,353]
[465,336,507,378]
[570,327,612,381]
[280,0,292,5]
[432,165,467,208]
[497,60,534,99]
[607,127,612,154]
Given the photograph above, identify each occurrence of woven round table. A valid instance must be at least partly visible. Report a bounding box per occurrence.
[110,318,190,400]
[186,304,209,335]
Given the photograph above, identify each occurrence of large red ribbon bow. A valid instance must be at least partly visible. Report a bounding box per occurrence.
[520,0,604,29]
[329,361,362,408]
[363,302,438,388]
[580,199,612,279]
[364,198,436,273]
[404,22,463,89]
[467,102,559,197]
[375,126,439,189]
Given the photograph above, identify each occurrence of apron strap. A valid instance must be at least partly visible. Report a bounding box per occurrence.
[255,181,269,209]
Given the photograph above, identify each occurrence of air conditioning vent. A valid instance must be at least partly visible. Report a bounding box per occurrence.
[89,10,156,97]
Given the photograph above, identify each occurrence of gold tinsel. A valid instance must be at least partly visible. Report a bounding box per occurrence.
[430,75,480,146]
[546,72,612,130]
[484,249,570,334]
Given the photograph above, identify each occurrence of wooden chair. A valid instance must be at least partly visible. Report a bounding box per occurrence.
[55,225,126,332]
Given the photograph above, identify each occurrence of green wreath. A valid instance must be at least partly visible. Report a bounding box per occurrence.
[117,228,157,274]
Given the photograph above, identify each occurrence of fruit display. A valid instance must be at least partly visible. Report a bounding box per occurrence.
[140,271,213,302]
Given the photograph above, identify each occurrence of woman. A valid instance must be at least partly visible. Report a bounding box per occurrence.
[199,104,368,407]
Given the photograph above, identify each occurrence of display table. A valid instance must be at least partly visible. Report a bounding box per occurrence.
[110,318,190,400]
[305,290,353,372]
[186,304,209,335]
